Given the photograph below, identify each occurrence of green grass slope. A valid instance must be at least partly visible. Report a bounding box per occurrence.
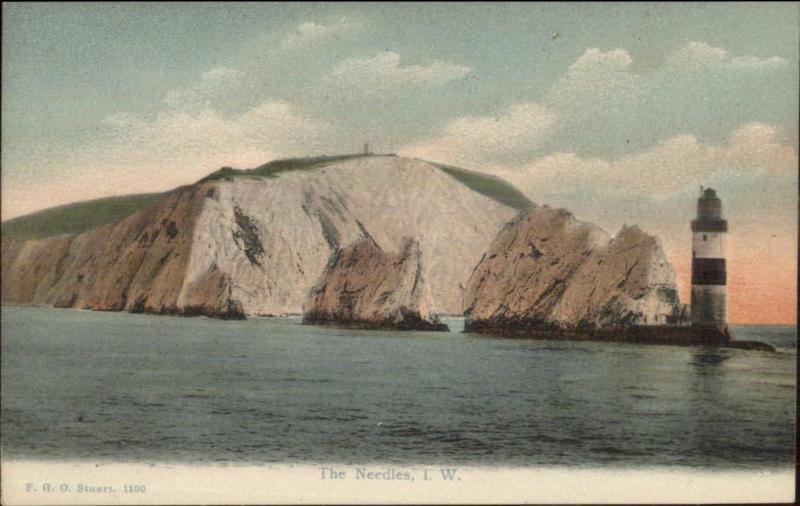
[200,153,533,211]
[431,162,533,211]
[2,193,163,240]
[3,154,532,240]
[197,153,380,183]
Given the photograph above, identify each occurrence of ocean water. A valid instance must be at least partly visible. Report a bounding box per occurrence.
[1,306,795,469]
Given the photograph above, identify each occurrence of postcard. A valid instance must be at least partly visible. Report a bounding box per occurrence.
[1,3,796,504]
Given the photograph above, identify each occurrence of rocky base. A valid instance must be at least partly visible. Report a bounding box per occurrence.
[464,319,775,351]
[180,302,246,320]
[303,309,449,331]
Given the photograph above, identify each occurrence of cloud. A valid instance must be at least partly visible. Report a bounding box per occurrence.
[163,66,244,110]
[115,64,339,163]
[400,103,556,166]
[400,38,795,171]
[281,18,360,50]
[98,100,332,171]
[327,51,471,93]
[550,42,787,112]
[506,123,797,198]
[666,41,788,71]
[723,122,798,169]
[539,41,794,158]
[547,48,641,113]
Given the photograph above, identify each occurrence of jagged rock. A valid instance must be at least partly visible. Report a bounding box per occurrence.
[303,237,448,331]
[464,206,685,335]
[2,156,519,318]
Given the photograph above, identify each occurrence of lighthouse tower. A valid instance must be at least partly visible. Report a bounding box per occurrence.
[690,188,728,327]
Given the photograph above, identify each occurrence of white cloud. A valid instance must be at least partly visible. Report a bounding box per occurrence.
[547,48,641,112]
[666,41,788,71]
[327,51,471,93]
[282,18,360,50]
[128,63,344,158]
[163,66,244,110]
[399,38,795,173]
[546,43,787,118]
[723,122,798,170]
[506,123,797,198]
[99,100,331,171]
[400,103,556,166]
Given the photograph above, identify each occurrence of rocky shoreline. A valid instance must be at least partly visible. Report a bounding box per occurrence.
[302,309,449,331]
[463,320,775,351]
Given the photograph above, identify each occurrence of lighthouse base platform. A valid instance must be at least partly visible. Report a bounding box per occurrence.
[463,321,775,352]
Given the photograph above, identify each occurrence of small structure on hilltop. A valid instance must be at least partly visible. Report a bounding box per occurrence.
[363,143,372,155]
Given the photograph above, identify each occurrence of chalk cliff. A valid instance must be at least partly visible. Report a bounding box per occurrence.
[464,206,685,335]
[1,156,521,317]
[303,237,447,330]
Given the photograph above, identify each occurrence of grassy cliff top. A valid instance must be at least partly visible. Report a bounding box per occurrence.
[200,154,532,211]
[431,162,532,211]
[197,153,381,183]
[3,155,531,240]
[2,193,164,240]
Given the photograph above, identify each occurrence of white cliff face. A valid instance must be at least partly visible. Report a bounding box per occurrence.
[178,156,518,315]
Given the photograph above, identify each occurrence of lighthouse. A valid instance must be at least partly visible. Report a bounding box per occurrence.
[690,188,728,328]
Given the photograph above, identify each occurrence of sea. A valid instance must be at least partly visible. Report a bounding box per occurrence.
[1,306,795,469]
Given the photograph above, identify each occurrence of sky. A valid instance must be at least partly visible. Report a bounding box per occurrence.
[2,2,798,324]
